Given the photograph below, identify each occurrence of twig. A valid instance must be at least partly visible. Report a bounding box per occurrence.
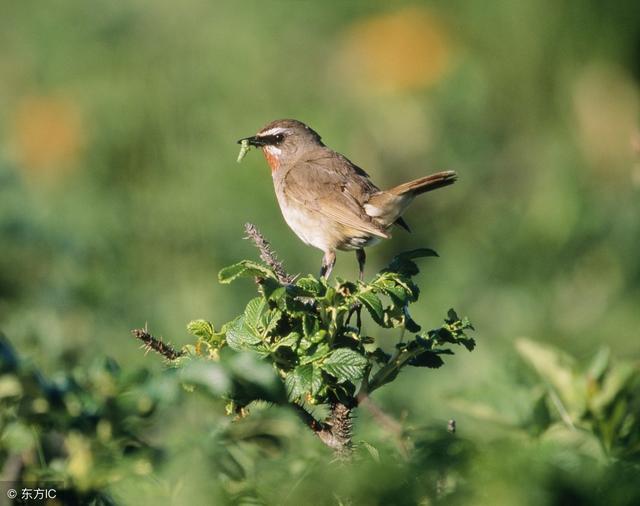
[244,223,295,284]
[357,393,410,458]
[131,326,184,361]
[357,394,402,435]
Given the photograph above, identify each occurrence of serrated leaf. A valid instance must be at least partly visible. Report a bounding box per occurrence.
[322,348,368,383]
[295,275,323,295]
[225,316,262,351]
[218,260,276,284]
[285,364,315,400]
[271,332,300,351]
[310,366,323,396]
[309,329,328,344]
[244,297,266,331]
[262,308,282,336]
[302,314,319,337]
[268,286,287,302]
[299,343,331,365]
[187,319,215,340]
[380,283,409,304]
[356,291,386,326]
[409,350,445,368]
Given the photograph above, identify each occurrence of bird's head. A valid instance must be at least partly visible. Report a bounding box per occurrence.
[237,119,323,171]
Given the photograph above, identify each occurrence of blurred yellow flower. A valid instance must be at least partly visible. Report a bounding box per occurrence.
[11,95,84,178]
[337,7,454,94]
[572,64,639,176]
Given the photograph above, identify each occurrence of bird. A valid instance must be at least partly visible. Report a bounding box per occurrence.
[237,119,456,280]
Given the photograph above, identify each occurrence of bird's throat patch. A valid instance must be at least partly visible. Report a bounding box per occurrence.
[262,146,280,172]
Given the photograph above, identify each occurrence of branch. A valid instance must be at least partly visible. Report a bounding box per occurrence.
[290,402,353,459]
[244,223,295,284]
[131,327,184,360]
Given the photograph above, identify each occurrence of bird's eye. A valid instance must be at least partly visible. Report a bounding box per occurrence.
[274,133,284,143]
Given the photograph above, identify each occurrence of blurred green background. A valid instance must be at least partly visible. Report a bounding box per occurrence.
[1,0,640,504]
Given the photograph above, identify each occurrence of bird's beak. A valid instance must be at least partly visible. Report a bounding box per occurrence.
[237,136,267,147]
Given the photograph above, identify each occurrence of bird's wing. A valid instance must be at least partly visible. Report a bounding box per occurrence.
[283,151,389,239]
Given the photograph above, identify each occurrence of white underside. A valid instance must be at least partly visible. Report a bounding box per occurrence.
[276,193,385,252]
[279,203,330,250]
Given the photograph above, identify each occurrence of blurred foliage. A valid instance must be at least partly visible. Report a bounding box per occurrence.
[1,0,640,504]
[0,334,173,504]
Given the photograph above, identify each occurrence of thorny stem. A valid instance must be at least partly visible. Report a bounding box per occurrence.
[131,327,184,361]
[291,402,353,458]
[244,222,295,284]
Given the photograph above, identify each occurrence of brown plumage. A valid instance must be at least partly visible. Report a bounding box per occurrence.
[238,119,457,279]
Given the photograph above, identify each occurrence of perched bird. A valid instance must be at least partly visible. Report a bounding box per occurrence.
[237,119,456,280]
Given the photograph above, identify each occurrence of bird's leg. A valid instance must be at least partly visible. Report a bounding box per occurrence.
[347,249,366,330]
[320,250,336,280]
[355,249,366,281]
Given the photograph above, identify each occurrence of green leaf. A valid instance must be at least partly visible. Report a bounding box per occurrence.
[186,319,215,340]
[403,307,421,333]
[409,350,445,368]
[369,348,391,365]
[271,332,300,351]
[295,275,324,295]
[387,248,438,275]
[218,260,276,284]
[299,343,331,365]
[322,348,368,383]
[587,347,610,382]
[515,338,586,417]
[302,314,319,337]
[590,361,637,413]
[446,308,460,322]
[373,278,409,304]
[427,309,476,351]
[310,366,323,396]
[261,308,282,336]
[395,248,439,260]
[244,297,266,331]
[356,291,386,326]
[285,364,316,400]
[225,316,262,351]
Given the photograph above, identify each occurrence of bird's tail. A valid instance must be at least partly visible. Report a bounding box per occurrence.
[385,170,457,197]
[365,170,457,228]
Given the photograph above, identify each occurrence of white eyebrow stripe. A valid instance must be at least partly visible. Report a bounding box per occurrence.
[258,127,286,136]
